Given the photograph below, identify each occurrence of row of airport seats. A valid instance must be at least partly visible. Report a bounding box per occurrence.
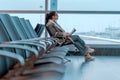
[0,14,69,80]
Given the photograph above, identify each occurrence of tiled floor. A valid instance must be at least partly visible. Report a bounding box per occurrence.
[62,56,120,80]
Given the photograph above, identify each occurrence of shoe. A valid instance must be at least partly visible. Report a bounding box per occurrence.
[84,53,95,62]
[86,46,95,53]
[85,56,95,62]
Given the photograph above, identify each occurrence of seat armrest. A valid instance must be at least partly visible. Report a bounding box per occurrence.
[0,44,38,58]
[2,40,46,52]
[0,50,25,66]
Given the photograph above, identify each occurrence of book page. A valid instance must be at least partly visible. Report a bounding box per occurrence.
[70,28,76,35]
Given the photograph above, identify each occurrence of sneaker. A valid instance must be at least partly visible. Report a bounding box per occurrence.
[84,53,95,62]
[86,46,95,53]
[85,56,95,62]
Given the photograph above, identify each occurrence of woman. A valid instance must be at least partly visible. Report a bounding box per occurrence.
[45,11,95,61]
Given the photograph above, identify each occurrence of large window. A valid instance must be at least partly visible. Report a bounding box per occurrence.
[56,0,120,11]
[0,0,120,40]
[2,0,120,11]
[57,14,120,40]
[0,0,45,10]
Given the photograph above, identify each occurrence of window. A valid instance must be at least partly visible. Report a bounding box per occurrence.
[0,0,45,10]
[0,0,120,40]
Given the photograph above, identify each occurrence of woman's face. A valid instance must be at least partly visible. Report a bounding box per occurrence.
[52,13,58,20]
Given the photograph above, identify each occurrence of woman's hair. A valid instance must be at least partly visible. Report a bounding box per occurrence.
[45,11,56,24]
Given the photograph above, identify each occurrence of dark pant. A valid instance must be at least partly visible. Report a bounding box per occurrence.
[70,35,86,55]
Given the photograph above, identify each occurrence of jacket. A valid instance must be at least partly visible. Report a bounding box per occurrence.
[46,20,72,45]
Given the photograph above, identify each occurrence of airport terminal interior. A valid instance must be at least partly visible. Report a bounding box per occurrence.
[0,0,120,80]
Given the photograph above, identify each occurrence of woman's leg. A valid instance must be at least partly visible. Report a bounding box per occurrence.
[70,35,86,55]
[71,35,86,47]
[71,35,94,53]
[70,35,95,61]
[73,41,86,55]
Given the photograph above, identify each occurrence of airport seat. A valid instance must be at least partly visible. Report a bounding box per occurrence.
[34,23,44,37]
[0,13,67,79]
[0,14,69,79]
[0,50,24,78]
[16,17,68,61]
[0,14,68,64]
[23,18,70,62]
[11,16,68,63]
[24,19,69,53]
[0,14,45,78]
[0,31,39,79]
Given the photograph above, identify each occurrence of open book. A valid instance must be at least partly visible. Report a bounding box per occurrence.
[70,28,76,35]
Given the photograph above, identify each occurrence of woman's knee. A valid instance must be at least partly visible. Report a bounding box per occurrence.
[73,35,78,37]
[71,35,79,39]
[72,35,85,46]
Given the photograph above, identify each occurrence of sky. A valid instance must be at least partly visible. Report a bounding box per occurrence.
[1,0,120,32]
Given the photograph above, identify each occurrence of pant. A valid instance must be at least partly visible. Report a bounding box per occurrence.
[70,35,86,55]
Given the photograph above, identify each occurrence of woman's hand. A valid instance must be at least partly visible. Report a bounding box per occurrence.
[66,33,71,38]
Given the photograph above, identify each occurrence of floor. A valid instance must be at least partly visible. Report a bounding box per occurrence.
[62,56,120,80]
[5,56,120,80]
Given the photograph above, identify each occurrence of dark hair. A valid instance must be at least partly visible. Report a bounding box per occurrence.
[45,11,56,25]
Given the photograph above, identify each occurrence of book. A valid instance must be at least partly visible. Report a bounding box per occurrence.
[70,28,76,35]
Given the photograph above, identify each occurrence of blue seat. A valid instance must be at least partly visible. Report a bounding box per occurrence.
[0,14,42,78]
[24,19,69,52]
[24,18,70,62]
[34,23,44,37]
[11,16,69,63]
[0,18,37,78]
[0,14,67,79]
[0,14,68,64]
[0,50,25,78]
[23,18,69,53]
